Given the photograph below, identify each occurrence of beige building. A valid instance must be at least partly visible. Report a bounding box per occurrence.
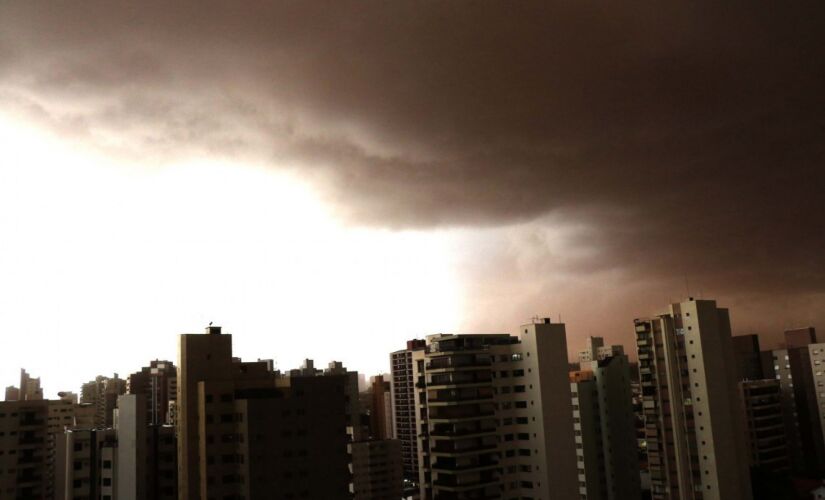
[73,403,97,429]
[177,325,352,500]
[46,398,76,499]
[351,439,404,500]
[635,298,751,500]
[1,370,77,499]
[571,351,641,500]
[81,374,127,429]
[55,427,117,499]
[412,318,578,499]
[369,375,393,440]
[53,393,177,500]
[4,386,19,401]
[3,369,43,402]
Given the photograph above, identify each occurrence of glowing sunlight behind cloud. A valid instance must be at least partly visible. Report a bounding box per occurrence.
[0,114,461,395]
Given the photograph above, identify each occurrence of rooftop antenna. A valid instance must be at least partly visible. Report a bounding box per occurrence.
[684,276,691,298]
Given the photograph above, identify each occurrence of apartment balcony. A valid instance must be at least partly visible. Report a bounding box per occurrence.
[431,458,500,473]
[426,357,492,373]
[432,477,499,492]
[429,395,494,407]
[430,443,499,457]
[428,347,488,357]
[429,411,496,424]
[430,428,497,440]
[426,378,493,389]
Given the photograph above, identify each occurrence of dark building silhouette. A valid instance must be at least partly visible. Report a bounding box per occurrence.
[177,325,352,500]
[732,334,764,381]
[127,360,177,425]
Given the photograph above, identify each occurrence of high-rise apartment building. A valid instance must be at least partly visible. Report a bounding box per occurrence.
[412,319,578,500]
[739,379,790,474]
[571,352,641,500]
[46,398,76,499]
[81,374,127,428]
[325,360,366,440]
[1,370,76,498]
[732,334,764,381]
[785,327,817,349]
[370,375,393,440]
[53,393,178,500]
[763,328,825,476]
[127,360,178,425]
[0,399,50,499]
[635,298,752,500]
[3,369,44,402]
[351,439,404,500]
[55,427,117,499]
[19,369,43,401]
[766,347,808,472]
[390,339,426,481]
[177,325,352,500]
[116,393,177,499]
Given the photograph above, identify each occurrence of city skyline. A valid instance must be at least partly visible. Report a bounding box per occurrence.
[2,2,824,400]
[2,311,818,401]
[2,299,821,498]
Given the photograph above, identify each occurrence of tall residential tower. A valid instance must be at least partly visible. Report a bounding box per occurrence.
[636,298,751,500]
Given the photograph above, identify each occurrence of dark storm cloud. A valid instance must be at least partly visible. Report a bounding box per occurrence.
[2,1,825,304]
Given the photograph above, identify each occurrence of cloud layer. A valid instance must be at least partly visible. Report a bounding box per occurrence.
[2,1,824,345]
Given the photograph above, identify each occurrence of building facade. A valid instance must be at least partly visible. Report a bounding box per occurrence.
[413,319,579,500]
[739,379,790,474]
[177,325,353,500]
[81,375,127,429]
[390,339,426,481]
[127,360,178,426]
[0,400,50,499]
[55,427,117,500]
[571,353,640,500]
[763,328,825,476]
[635,298,751,500]
[351,439,404,500]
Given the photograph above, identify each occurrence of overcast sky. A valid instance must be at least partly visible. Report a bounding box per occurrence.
[1,1,824,396]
